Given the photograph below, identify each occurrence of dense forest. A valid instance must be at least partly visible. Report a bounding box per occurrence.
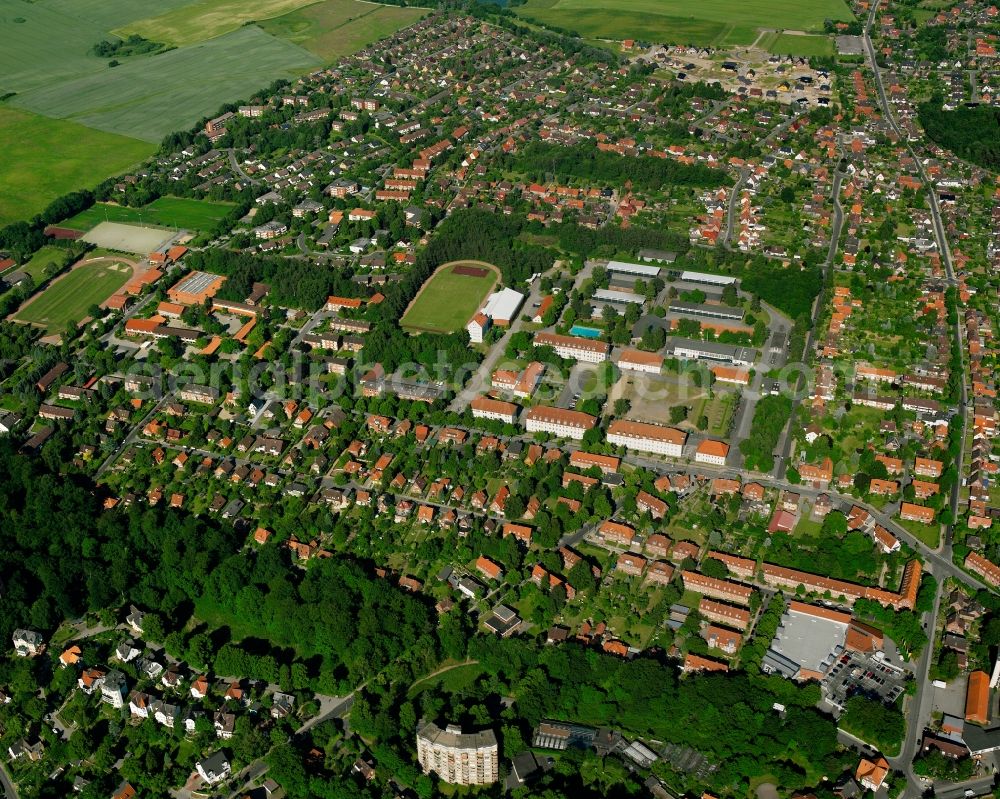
[0,441,241,644]
[0,442,437,694]
[740,261,823,321]
[184,250,364,310]
[552,219,689,260]
[347,633,853,797]
[503,142,730,193]
[739,395,792,472]
[918,100,1000,170]
[91,34,169,59]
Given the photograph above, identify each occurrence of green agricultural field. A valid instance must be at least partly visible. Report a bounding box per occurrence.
[0,108,154,228]
[62,198,236,232]
[0,0,194,95]
[11,26,319,143]
[260,0,425,62]
[15,258,133,335]
[516,0,852,46]
[401,263,499,334]
[761,31,836,57]
[118,0,321,45]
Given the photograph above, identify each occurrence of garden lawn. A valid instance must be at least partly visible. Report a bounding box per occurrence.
[898,518,941,549]
[401,263,499,334]
[0,108,154,227]
[15,258,133,334]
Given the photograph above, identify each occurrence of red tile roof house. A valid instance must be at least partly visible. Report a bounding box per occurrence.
[683,653,729,673]
[644,561,675,586]
[695,439,730,465]
[599,520,635,547]
[699,598,751,630]
[899,502,935,525]
[965,552,1000,587]
[503,523,533,545]
[914,457,943,478]
[767,509,797,533]
[636,490,667,519]
[704,625,742,654]
[616,553,646,577]
[682,571,753,605]
[644,533,671,558]
[475,555,503,581]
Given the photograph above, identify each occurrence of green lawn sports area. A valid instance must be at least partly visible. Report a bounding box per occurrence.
[0,109,154,228]
[11,26,319,143]
[516,0,853,46]
[401,262,500,334]
[14,257,133,335]
[62,198,236,232]
[259,0,425,62]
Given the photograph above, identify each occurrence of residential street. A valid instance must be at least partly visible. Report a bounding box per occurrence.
[0,764,19,799]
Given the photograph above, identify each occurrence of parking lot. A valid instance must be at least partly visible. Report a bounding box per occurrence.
[823,650,907,712]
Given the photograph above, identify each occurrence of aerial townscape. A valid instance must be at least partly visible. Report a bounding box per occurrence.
[1,0,1000,797]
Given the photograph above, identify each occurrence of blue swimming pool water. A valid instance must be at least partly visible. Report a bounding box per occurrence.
[568,325,602,339]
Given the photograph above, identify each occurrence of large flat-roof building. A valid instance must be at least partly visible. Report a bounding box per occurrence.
[667,337,757,367]
[416,722,499,785]
[594,288,645,306]
[480,287,525,326]
[677,270,738,287]
[762,601,850,681]
[167,271,226,306]
[668,300,745,321]
[607,260,661,278]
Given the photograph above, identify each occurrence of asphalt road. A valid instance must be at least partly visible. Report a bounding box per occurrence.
[862,0,968,559]
[770,167,846,479]
[0,763,18,799]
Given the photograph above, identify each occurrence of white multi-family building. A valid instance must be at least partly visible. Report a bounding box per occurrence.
[607,420,686,457]
[416,722,499,786]
[523,406,596,440]
[533,332,609,363]
[470,396,518,424]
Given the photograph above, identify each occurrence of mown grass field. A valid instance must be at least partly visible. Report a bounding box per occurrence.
[407,662,484,698]
[516,0,851,46]
[18,247,73,284]
[760,31,836,57]
[117,0,320,45]
[0,108,154,227]
[62,197,236,232]
[15,258,133,334]
[260,0,426,62]
[11,26,319,142]
[401,263,499,334]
